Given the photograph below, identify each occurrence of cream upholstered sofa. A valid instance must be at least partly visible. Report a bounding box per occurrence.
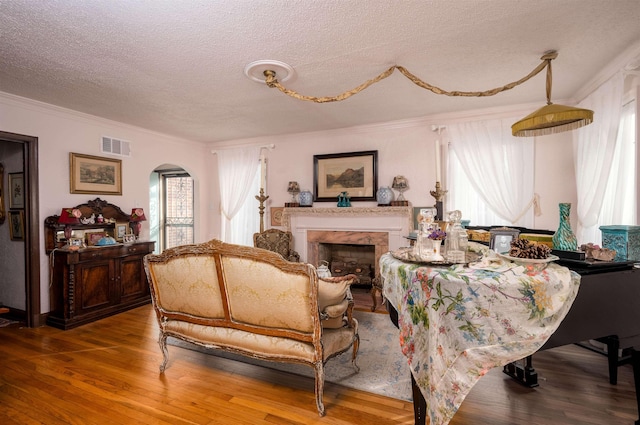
[143,239,359,416]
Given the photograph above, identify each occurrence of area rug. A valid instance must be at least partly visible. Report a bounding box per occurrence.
[168,309,412,401]
[0,317,18,328]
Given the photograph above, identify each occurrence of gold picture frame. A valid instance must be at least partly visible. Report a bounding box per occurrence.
[70,152,122,195]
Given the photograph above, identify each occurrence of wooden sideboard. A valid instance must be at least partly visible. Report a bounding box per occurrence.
[45,198,154,329]
[47,242,154,329]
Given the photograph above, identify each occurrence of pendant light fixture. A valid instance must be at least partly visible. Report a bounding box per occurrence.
[511,51,594,137]
[248,51,594,137]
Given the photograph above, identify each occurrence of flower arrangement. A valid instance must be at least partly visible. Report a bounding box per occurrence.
[428,229,446,240]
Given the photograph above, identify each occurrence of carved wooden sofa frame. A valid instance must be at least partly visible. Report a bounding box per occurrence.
[143,239,359,416]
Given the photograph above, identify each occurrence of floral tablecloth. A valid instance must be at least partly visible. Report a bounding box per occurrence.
[380,249,581,425]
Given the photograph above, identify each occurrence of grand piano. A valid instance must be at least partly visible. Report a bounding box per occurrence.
[389,259,640,425]
[505,262,640,425]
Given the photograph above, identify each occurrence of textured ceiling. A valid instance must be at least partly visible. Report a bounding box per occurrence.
[2,0,640,143]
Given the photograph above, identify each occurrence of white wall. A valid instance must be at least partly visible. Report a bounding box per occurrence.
[0,92,216,313]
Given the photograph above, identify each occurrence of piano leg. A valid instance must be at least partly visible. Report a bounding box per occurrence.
[411,373,427,425]
[503,355,539,387]
[606,336,620,385]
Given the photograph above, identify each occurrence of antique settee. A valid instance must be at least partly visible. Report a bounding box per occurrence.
[143,239,360,416]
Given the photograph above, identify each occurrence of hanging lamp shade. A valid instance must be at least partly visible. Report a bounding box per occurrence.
[512,51,594,137]
[511,103,594,137]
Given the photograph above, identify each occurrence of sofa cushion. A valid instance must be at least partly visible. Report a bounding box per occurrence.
[318,275,356,311]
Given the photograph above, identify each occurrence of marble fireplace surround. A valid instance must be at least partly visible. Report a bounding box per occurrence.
[282,206,413,275]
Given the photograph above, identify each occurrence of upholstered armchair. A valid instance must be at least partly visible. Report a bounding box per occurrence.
[253,228,300,262]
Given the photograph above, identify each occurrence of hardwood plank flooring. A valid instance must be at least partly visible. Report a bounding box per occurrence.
[0,294,637,424]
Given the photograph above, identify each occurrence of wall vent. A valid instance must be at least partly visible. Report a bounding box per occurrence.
[101,136,131,157]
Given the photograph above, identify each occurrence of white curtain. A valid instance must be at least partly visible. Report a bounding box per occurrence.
[573,72,624,244]
[217,146,261,242]
[228,161,260,246]
[596,98,637,243]
[448,118,536,227]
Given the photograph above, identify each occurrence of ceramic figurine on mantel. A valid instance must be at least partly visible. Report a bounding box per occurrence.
[337,191,351,207]
[552,202,578,251]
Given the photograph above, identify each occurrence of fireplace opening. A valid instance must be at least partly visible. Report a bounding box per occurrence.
[319,243,375,287]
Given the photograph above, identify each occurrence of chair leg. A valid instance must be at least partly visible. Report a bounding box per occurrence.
[314,362,326,416]
[352,334,360,372]
[370,276,384,311]
[158,332,169,373]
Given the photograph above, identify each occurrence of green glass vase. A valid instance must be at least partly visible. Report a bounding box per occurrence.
[552,202,578,251]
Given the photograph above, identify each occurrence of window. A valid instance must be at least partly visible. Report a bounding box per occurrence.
[597,97,637,237]
[449,149,515,227]
[227,157,265,246]
[447,119,535,228]
[160,171,194,250]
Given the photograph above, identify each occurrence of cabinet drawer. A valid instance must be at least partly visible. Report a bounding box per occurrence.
[79,249,112,261]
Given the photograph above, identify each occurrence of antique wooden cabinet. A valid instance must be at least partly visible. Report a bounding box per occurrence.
[45,198,155,329]
[47,242,154,329]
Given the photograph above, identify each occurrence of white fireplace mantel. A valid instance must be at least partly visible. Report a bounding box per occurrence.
[282,206,413,263]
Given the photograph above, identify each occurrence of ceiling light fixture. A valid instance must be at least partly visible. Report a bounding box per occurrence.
[247,51,594,137]
[244,60,295,84]
[511,51,593,137]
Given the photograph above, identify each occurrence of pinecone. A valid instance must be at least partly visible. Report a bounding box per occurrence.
[509,238,550,259]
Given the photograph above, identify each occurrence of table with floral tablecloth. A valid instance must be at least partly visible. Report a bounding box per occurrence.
[380,248,581,425]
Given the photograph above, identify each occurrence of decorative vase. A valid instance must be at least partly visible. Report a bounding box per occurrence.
[299,190,313,207]
[431,239,445,261]
[552,202,578,251]
[376,186,394,205]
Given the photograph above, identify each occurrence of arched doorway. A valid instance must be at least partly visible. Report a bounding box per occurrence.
[150,164,194,253]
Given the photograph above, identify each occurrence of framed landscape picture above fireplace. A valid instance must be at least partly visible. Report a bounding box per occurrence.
[313,150,378,202]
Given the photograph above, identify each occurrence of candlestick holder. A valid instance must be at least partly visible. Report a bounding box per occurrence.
[255,188,269,233]
[429,181,448,221]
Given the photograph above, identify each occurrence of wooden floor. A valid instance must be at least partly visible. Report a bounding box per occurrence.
[0,291,637,424]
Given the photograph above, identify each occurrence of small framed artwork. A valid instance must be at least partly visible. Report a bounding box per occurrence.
[69,152,122,195]
[490,227,520,254]
[85,231,108,246]
[8,210,25,241]
[313,150,378,202]
[9,172,24,209]
[69,237,85,248]
[271,207,284,226]
[115,222,129,241]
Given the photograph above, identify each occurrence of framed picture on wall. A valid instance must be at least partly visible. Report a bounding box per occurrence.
[9,210,24,241]
[9,172,24,209]
[313,150,378,202]
[69,152,122,195]
[271,207,284,226]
